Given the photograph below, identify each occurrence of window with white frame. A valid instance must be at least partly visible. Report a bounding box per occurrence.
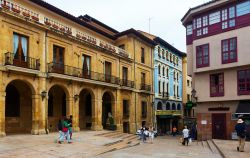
[209,11,221,25]
[186,25,193,35]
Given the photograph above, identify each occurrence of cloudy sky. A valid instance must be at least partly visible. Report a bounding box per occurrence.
[44,0,211,52]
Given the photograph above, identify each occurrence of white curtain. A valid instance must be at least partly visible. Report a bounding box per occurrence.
[13,34,19,56]
[21,37,27,61]
[86,57,90,74]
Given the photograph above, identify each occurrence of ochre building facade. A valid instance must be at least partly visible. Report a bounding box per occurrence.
[0,0,155,136]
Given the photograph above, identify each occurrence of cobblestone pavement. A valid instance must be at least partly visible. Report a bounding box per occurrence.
[0,131,222,158]
[97,136,221,158]
[213,139,250,158]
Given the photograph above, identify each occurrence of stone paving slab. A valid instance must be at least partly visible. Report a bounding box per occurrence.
[97,137,219,158]
[213,139,250,158]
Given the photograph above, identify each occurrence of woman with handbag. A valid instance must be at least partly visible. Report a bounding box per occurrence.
[62,117,72,144]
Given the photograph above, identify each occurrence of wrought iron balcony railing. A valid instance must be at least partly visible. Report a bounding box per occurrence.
[48,62,120,85]
[121,79,134,88]
[140,83,151,92]
[5,52,40,70]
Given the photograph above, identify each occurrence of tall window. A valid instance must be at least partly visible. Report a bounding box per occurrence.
[82,55,91,78]
[162,49,165,59]
[13,33,28,62]
[105,61,112,82]
[53,45,64,73]
[162,66,165,76]
[141,47,145,63]
[163,82,165,94]
[158,46,161,58]
[122,67,128,84]
[123,100,129,118]
[141,72,146,90]
[141,101,147,118]
[174,85,176,97]
[238,69,250,95]
[158,81,161,94]
[210,73,224,97]
[158,65,161,75]
[186,24,192,35]
[222,37,237,64]
[167,68,169,78]
[177,85,179,97]
[167,83,169,95]
[196,44,209,68]
[166,50,169,61]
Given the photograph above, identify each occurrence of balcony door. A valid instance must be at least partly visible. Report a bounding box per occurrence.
[105,61,112,82]
[141,73,146,89]
[13,33,28,68]
[122,67,128,85]
[82,55,91,78]
[53,45,64,74]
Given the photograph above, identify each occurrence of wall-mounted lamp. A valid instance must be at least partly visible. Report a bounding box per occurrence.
[41,91,47,100]
[74,94,79,102]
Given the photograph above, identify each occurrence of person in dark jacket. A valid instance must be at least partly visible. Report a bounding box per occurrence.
[57,119,63,144]
[235,119,246,152]
[68,115,73,140]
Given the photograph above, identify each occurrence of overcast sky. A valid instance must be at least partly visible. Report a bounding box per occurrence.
[44,0,211,52]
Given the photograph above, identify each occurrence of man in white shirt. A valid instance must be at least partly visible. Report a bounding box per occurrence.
[182,126,189,146]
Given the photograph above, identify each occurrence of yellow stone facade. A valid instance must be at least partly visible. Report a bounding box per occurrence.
[0,0,154,136]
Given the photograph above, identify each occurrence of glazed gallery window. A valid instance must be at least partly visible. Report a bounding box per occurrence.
[210,73,224,97]
[82,55,91,77]
[209,11,221,25]
[236,1,250,16]
[53,45,64,64]
[13,33,28,62]
[221,7,236,29]
[122,67,128,82]
[222,38,237,64]
[238,69,250,95]
[186,24,192,35]
[196,44,209,68]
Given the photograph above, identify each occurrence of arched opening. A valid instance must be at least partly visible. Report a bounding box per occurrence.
[166,102,170,110]
[177,104,181,110]
[79,89,93,130]
[48,85,67,132]
[5,80,33,134]
[102,92,114,129]
[157,102,163,110]
[172,103,176,110]
[158,65,161,75]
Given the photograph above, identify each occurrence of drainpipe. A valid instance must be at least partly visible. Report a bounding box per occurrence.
[133,37,137,131]
[45,30,48,134]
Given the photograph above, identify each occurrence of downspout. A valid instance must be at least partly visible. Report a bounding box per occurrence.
[45,30,48,134]
[151,46,155,128]
[133,38,137,131]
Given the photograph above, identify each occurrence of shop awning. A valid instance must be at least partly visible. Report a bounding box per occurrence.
[235,100,250,114]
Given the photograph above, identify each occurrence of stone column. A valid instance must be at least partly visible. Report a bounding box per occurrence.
[31,94,46,135]
[73,98,80,132]
[115,90,122,132]
[0,91,6,137]
[91,99,103,130]
[129,91,136,134]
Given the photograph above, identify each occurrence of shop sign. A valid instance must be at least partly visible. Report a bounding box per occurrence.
[155,110,181,116]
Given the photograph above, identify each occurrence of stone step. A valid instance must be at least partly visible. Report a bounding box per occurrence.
[94,131,117,136]
[110,133,128,138]
[101,131,122,137]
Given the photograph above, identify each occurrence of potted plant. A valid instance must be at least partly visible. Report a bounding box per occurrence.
[60,27,65,32]
[82,36,87,41]
[22,12,30,18]
[44,20,51,26]
[66,29,72,35]
[31,16,39,21]
[52,24,59,29]
[76,34,81,38]
[12,7,20,14]
[99,42,103,47]
[2,1,10,10]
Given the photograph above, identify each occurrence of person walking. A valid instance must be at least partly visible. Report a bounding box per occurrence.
[62,117,71,144]
[172,126,177,136]
[57,119,63,144]
[235,118,246,152]
[182,126,189,146]
[149,126,154,144]
[68,115,73,140]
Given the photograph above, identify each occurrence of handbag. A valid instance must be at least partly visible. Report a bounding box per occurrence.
[62,127,68,132]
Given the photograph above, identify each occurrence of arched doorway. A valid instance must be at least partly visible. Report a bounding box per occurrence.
[102,92,113,129]
[48,85,67,132]
[79,89,93,130]
[5,80,33,134]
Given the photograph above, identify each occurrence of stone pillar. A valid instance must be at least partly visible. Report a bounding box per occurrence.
[91,99,103,131]
[129,91,136,134]
[31,94,46,135]
[115,90,122,132]
[0,91,6,137]
[73,98,80,132]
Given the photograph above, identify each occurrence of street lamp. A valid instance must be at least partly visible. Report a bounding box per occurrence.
[74,94,79,102]
[41,91,47,101]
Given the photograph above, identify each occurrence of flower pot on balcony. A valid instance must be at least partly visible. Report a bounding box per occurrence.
[52,24,59,29]
[60,27,65,32]
[99,43,103,47]
[12,8,20,14]
[31,16,39,21]
[76,34,81,38]
[66,30,72,35]
[44,21,51,26]
[22,12,30,18]
[92,40,96,44]
[2,3,10,10]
